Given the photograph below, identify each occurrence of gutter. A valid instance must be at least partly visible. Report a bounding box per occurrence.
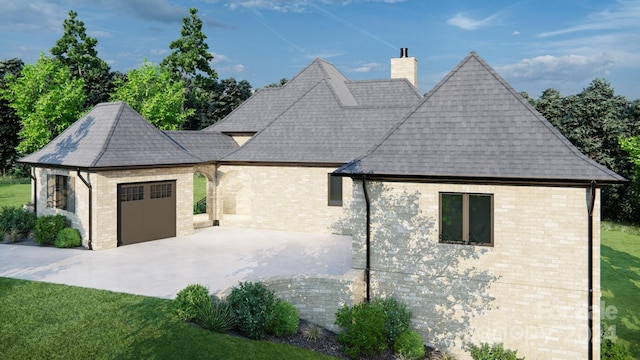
[587,180,596,360]
[362,175,371,302]
[76,169,93,250]
[28,167,37,215]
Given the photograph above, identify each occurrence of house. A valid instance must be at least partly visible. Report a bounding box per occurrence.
[20,50,624,358]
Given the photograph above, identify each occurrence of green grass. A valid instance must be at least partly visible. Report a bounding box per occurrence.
[601,222,640,358]
[0,277,335,360]
[194,172,206,205]
[0,182,31,208]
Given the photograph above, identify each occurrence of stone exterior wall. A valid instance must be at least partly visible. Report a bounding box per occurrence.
[348,179,600,359]
[263,270,366,332]
[34,167,90,247]
[215,165,352,234]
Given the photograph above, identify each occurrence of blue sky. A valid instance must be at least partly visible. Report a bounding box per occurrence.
[1,0,639,99]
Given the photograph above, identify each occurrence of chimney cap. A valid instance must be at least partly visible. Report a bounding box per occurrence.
[400,48,408,58]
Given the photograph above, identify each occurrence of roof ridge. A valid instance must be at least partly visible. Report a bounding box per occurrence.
[91,102,125,168]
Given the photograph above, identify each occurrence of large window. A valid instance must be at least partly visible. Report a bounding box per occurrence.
[439,192,493,246]
[328,174,343,206]
[47,175,75,212]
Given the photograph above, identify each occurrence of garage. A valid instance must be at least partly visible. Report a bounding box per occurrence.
[118,180,176,246]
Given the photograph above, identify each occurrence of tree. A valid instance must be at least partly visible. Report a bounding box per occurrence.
[0,58,24,175]
[265,78,288,88]
[51,10,111,108]
[1,54,85,155]
[110,60,192,130]
[161,8,217,81]
[197,78,252,129]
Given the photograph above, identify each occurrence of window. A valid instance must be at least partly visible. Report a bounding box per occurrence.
[46,175,75,212]
[120,185,144,202]
[328,175,343,206]
[151,183,172,199]
[439,192,493,246]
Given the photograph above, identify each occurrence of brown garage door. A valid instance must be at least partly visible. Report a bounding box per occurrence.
[118,181,176,246]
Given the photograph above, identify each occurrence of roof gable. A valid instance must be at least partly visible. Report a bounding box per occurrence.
[20,102,202,168]
[336,52,625,183]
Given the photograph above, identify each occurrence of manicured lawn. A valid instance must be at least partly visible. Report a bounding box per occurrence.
[601,222,640,357]
[0,182,30,208]
[0,277,335,360]
[194,172,206,205]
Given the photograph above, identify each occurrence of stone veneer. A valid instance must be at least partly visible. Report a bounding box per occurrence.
[348,179,600,359]
[215,165,352,234]
[34,166,195,250]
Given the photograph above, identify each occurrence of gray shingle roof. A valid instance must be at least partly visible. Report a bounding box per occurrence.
[20,102,202,168]
[335,52,625,183]
[221,61,423,164]
[163,131,238,162]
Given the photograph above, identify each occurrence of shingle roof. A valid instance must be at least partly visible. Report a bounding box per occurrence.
[163,131,238,162]
[335,52,625,184]
[221,62,423,164]
[20,102,202,168]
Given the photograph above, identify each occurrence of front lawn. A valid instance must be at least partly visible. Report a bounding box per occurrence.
[0,277,335,360]
[601,222,640,357]
[0,181,30,208]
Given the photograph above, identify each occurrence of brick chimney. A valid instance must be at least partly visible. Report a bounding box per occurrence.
[390,48,418,88]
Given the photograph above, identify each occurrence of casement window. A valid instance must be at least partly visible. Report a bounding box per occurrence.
[439,192,493,246]
[46,175,75,212]
[328,174,343,206]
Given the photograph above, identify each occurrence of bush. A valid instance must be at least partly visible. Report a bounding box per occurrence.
[267,300,299,337]
[0,206,36,241]
[469,343,523,360]
[335,302,388,359]
[374,297,413,346]
[393,330,425,360]
[195,296,236,333]
[601,338,633,360]
[174,284,211,321]
[54,227,82,248]
[228,281,277,340]
[34,214,68,246]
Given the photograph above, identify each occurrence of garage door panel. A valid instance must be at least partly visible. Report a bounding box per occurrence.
[118,181,176,246]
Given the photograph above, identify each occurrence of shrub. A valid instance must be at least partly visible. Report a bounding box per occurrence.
[393,330,425,360]
[0,206,36,241]
[54,227,82,248]
[601,338,632,360]
[374,297,413,346]
[195,296,236,333]
[335,302,388,359]
[34,214,68,246]
[228,281,277,340]
[302,323,324,342]
[267,300,299,337]
[174,284,211,321]
[469,343,523,360]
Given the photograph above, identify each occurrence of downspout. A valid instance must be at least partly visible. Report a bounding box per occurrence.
[587,180,596,360]
[362,175,371,303]
[77,169,92,250]
[28,167,37,215]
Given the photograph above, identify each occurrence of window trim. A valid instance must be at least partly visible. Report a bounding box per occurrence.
[46,174,75,213]
[439,192,493,246]
[328,174,343,207]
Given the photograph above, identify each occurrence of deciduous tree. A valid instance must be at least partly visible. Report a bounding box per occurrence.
[110,60,191,130]
[1,54,85,155]
[0,58,23,174]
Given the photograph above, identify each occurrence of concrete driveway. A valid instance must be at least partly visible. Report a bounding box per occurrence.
[0,227,352,299]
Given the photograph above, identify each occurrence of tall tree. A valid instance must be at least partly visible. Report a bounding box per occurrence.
[110,60,191,130]
[199,78,252,129]
[51,10,111,108]
[0,58,24,174]
[1,54,85,154]
[161,8,217,81]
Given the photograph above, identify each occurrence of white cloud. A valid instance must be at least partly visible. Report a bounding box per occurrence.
[227,0,405,12]
[149,49,168,56]
[210,52,245,73]
[88,30,112,38]
[538,1,640,38]
[345,62,382,73]
[446,12,501,30]
[497,53,617,82]
[0,1,66,32]
[512,30,520,36]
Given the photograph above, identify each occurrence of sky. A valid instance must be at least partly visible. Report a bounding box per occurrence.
[1,0,639,100]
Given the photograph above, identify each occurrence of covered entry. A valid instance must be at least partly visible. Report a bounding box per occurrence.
[118,180,176,246]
